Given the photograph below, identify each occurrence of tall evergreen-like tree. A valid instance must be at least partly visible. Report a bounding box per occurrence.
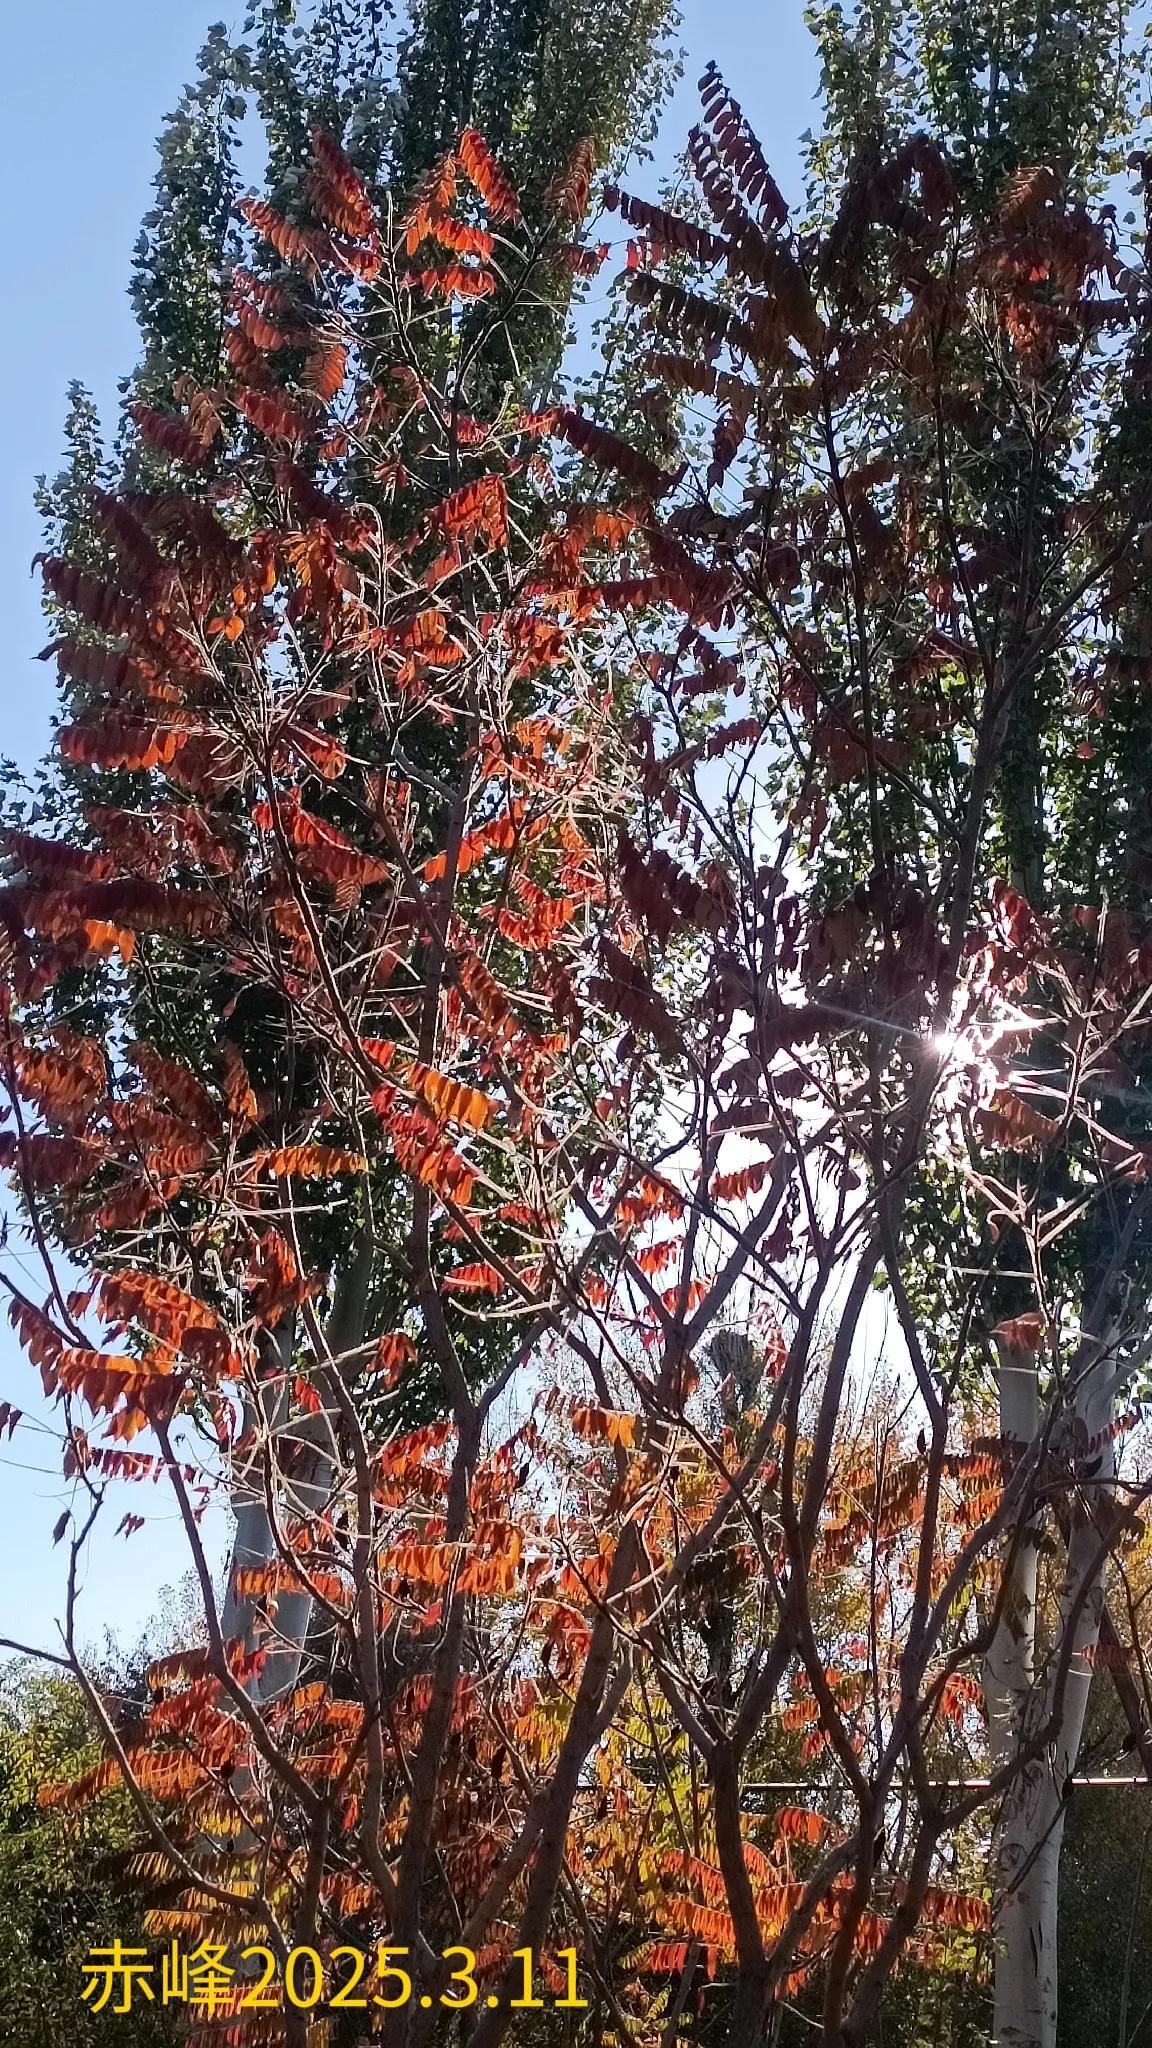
[768,3,1152,2040]
[25,0,677,1753]
[38,0,676,662]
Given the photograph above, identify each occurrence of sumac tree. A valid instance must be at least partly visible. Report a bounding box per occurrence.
[9,52,1152,2048]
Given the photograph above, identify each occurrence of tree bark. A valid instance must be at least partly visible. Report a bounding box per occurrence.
[989,1327,1117,2048]
[220,1229,376,1703]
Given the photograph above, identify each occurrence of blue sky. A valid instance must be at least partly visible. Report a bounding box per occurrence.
[0,0,820,1660]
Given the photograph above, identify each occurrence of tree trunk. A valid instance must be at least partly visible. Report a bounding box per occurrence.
[988,1327,1117,2048]
[220,1230,375,1703]
[220,1318,295,1682]
[993,1757,1066,2048]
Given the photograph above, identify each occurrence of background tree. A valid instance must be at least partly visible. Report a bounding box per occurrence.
[573,36,1152,2043]
[19,0,678,1726]
[803,5,1152,2041]
[0,1616,201,2048]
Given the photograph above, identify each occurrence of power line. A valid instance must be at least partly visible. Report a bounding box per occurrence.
[742,1777,1152,1793]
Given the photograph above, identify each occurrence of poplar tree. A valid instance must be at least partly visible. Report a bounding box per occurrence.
[21,0,677,1752]
[768,3,1152,2039]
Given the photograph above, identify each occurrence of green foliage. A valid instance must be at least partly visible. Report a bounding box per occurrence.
[776,0,1152,1366]
[245,0,398,198]
[0,1661,176,2047]
[394,0,677,203]
[807,0,1143,204]
[122,0,678,423]
[129,26,251,397]
[1060,1783,1152,2048]
[34,381,113,578]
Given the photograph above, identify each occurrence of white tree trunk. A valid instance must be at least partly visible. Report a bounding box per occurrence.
[220,1318,295,1679]
[984,1336,1040,1777]
[988,1327,1116,2048]
[220,1231,375,1704]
